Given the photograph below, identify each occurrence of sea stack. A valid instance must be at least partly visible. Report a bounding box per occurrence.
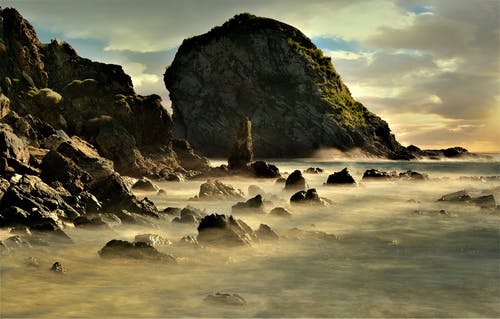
[228,117,253,169]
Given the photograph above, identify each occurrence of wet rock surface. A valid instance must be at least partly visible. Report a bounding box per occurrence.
[98,239,176,262]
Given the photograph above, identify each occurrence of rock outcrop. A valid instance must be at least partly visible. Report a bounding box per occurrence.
[228,118,253,169]
[165,13,411,159]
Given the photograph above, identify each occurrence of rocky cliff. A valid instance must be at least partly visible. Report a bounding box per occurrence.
[0,7,208,177]
[165,13,411,159]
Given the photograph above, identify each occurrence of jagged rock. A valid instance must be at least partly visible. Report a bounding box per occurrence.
[0,175,79,229]
[198,180,244,201]
[98,239,176,262]
[285,170,307,191]
[438,190,471,202]
[0,123,30,164]
[50,261,66,274]
[471,195,496,209]
[172,138,210,171]
[40,130,69,150]
[134,234,171,247]
[228,118,253,169]
[232,195,265,214]
[326,168,356,184]
[165,13,411,159]
[172,206,204,224]
[304,167,323,174]
[57,136,113,181]
[399,170,427,180]
[362,169,393,180]
[248,185,265,197]
[251,160,280,178]
[197,214,255,247]
[269,207,292,217]
[290,188,324,205]
[256,224,279,241]
[73,191,101,214]
[131,178,159,192]
[40,150,92,194]
[204,292,246,306]
[89,173,159,218]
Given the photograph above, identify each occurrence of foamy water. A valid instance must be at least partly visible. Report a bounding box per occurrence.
[1,159,499,318]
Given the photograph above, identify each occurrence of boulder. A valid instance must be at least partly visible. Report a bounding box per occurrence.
[131,178,159,192]
[197,214,255,247]
[204,293,246,306]
[362,169,393,180]
[290,188,324,205]
[438,190,471,202]
[251,160,280,178]
[98,239,176,263]
[285,170,307,191]
[40,150,92,194]
[255,224,279,241]
[228,118,253,169]
[198,180,245,201]
[232,195,265,214]
[134,234,171,247]
[304,167,323,174]
[269,207,292,218]
[89,173,159,218]
[326,167,356,184]
[172,206,204,224]
[57,136,114,181]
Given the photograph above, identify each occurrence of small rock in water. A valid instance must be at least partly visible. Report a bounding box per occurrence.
[438,190,471,202]
[232,195,265,214]
[304,167,323,174]
[50,261,66,273]
[362,169,393,180]
[326,167,356,184]
[285,170,307,191]
[269,207,292,217]
[250,160,280,178]
[399,170,427,180]
[98,239,176,263]
[204,292,247,306]
[290,189,325,206]
[471,194,496,209]
[134,234,171,247]
[256,224,279,241]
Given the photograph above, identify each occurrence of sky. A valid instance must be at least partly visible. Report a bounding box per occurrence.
[3,0,499,152]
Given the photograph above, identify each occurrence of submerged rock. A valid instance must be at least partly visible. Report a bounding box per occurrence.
[399,170,427,180]
[438,190,471,202]
[290,188,325,206]
[471,195,496,209]
[269,207,292,217]
[232,195,265,214]
[98,239,176,262]
[204,292,246,306]
[197,214,255,247]
[326,167,356,184]
[134,234,171,247]
[304,167,323,174]
[198,180,245,201]
[285,170,307,191]
[362,169,393,180]
[256,224,279,241]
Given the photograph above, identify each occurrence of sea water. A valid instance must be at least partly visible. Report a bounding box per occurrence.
[1,158,499,318]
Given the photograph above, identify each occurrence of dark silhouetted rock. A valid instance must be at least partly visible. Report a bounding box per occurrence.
[40,150,92,194]
[98,239,176,262]
[165,13,411,159]
[198,180,244,201]
[204,292,246,306]
[89,173,159,218]
[232,195,265,214]
[362,169,392,180]
[134,234,171,247]
[290,188,324,205]
[172,206,204,224]
[197,214,255,247]
[285,170,307,191]
[471,195,496,209]
[228,118,253,170]
[326,167,355,184]
[438,190,471,202]
[399,170,427,180]
[304,167,323,174]
[131,178,159,192]
[251,160,280,178]
[256,224,279,241]
[269,207,292,217]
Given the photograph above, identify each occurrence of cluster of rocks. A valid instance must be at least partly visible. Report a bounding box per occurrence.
[438,190,497,209]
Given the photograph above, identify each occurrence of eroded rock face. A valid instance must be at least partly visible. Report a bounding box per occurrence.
[197,214,255,247]
[165,13,411,159]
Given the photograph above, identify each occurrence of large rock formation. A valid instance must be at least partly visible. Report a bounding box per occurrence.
[165,13,411,159]
[0,7,208,177]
